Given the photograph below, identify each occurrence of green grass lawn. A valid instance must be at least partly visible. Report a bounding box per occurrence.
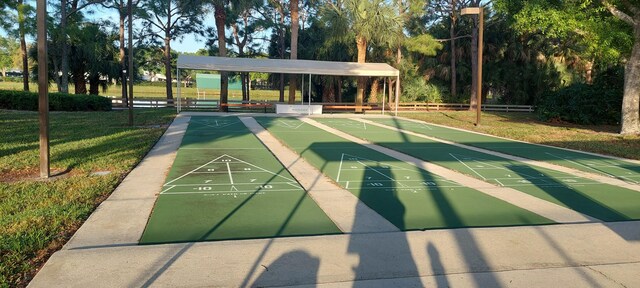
[0,108,176,288]
[0,81,298,101]
[401,111,640,160]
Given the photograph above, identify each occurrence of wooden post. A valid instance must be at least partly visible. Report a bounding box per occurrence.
[476,8,483,126]
[37,0,49,179]
[127,0,134,125]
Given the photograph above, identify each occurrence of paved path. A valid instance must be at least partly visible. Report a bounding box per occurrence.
[28,112,640,288]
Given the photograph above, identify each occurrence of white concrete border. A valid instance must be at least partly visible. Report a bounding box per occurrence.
[240,117,398,233]
[301,118,595,224]
[355,118,640,193]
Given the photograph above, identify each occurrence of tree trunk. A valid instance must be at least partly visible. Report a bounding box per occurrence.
[288,0,299,104]
[388,79,395,107]
[450,0,457,100]
[469,14,478,110]
[214,3,228,111]
[164,35,173,101]
[356,36,367,112]
[89,75,99,95]
[585,59,594,84]
[337,77,342,103]
[277,5,285,102]
[18,0,29,91]
[60,0,69,93]
[74,66,87,94]
[369,78,379,103]
[620,25,640,135]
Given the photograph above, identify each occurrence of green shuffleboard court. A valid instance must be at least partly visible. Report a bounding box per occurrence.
[255,117,553,230]
[370,118,640,184]
[140,116,340,244]
[317,118,640,222]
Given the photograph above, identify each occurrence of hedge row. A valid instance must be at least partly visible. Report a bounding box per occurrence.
[537,68,624,125]
[0,90,112,111]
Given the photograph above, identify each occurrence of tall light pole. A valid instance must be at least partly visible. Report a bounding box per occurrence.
[37,0,49,178]
[128,0,134,126]
[461,6,483,126]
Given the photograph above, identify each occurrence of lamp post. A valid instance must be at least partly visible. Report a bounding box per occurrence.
[461,6,483,126]
[37,0,49,178]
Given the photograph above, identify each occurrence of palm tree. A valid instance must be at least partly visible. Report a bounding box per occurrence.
[288,0,299,104]
[328,0,402,112]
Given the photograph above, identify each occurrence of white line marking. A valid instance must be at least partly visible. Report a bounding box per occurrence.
[160,185,176,194]
[161,189,303,195]
[226,162,234,184]
[337,153,345,182]
[164,156,225,185]
[449,153,487,180]
[346,181,350,189]
[545,152,639,183]
[495,179,505,187]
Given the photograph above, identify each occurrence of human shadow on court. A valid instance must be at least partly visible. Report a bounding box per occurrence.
[507,164,630,221]
[348,166,421,287]
[251,250,320,287]
[427,242,450,288]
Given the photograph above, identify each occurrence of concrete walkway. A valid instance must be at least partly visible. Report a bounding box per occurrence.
[28,113,640,288]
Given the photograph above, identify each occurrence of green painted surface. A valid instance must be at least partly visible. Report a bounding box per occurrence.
[140,117,340,244]
[255,117,553,230]
[196,73,243,90]
[370,118,640,184]
[318,118,640,222]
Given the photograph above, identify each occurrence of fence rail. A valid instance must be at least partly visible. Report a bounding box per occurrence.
[110,98,534,113]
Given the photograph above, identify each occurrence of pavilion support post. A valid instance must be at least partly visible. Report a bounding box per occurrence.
[382,79,386,115]
[301,74,304,105]
[177,68,181,113]
[308,74,311,115]
[37,0,49,179]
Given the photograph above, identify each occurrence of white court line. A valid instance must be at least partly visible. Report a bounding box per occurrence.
[189,120,239,130]
[356,160,410,189]
[495,179,505,187]
[181,148,266,150]
[226,162,234,184]
[545,152,639,183]
[164,156,226,185]
[449,153,487,180]
[336,153,345,182]
[160,185,176,193]
[161,188,303,195]
[168,182,296,187]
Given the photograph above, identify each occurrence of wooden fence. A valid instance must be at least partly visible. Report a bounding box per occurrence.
[110,98,534,113]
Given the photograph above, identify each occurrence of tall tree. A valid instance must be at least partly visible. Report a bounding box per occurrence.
[56,0,103,93]
[326,0,402,111]
[140,0,205,102]
[0,36,18,79]
[212,0,229,111]
[288,0,299,104]
[2,0,34,91]
[600,0,640,134]
[101,0,140,103]
[229,0,263,101]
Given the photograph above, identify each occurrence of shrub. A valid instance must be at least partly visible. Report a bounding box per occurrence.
[0,90,112,111]
[537,73,623,125]
[402,77,446,103]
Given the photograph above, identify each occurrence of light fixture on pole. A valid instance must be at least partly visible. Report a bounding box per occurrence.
[461,6,484,126]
